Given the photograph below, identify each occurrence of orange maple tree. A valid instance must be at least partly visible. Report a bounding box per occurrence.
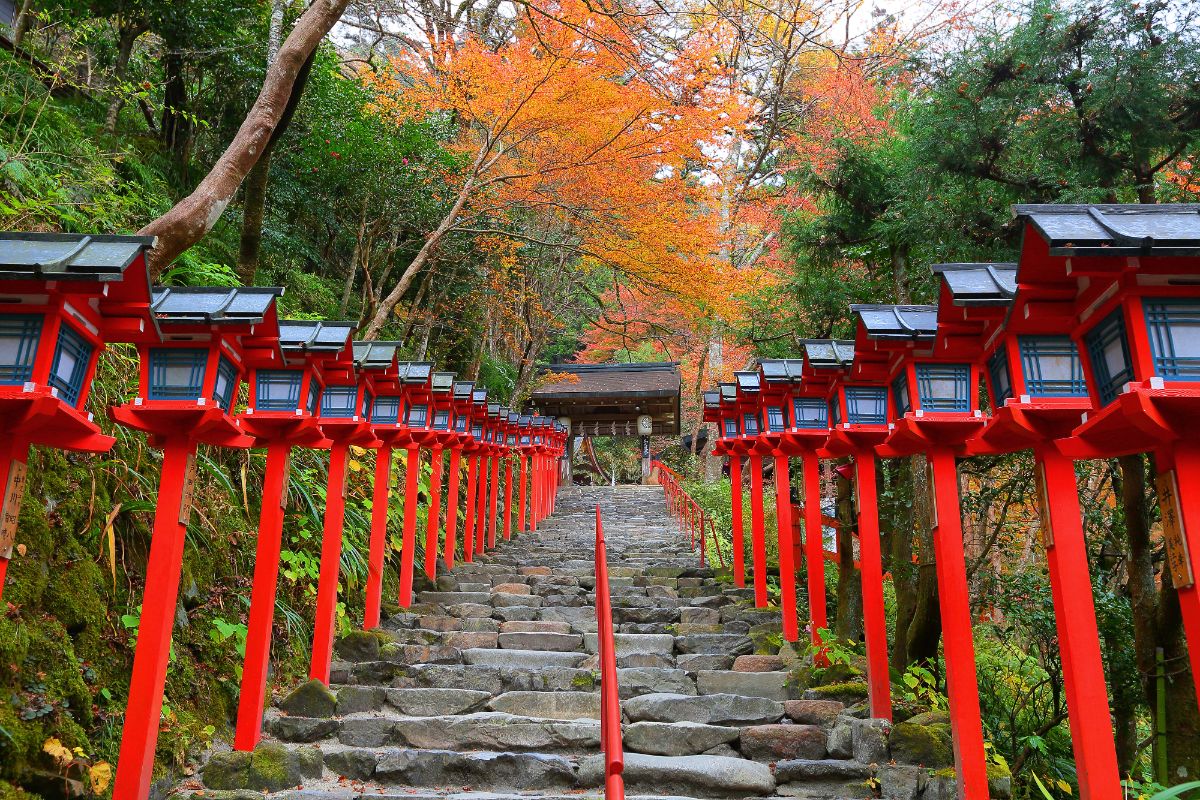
[359,0,747,338]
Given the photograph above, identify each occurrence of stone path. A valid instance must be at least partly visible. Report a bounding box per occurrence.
[188,485,996,800]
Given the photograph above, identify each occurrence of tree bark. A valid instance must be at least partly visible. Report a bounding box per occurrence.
[139,0,351,274]
[104,20,148,135]
[905,454,941,666]
[884,458,917,672]
[236,1,313,284]
[11,0,34,48]
[834,465,863,642]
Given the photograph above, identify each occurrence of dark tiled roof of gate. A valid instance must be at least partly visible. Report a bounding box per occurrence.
[532,362,680,400]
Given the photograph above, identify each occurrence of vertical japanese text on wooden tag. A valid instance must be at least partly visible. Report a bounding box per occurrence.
[0,460,29,559]
[178,453,198,526]
[1157,469,1194,589]
[1035,462,1054,548]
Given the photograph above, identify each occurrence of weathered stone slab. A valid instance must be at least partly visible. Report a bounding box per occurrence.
[384,688,493,716]
[673,634,753,656]
[392,712,600,751]
[488,690,600,719]
[739,724,827,761]
[696,669,794,701]
[622,720,740,756]
[578,753,774,797]
[784,699,845,725]
[622,692,783,725]
[497,631,583,651]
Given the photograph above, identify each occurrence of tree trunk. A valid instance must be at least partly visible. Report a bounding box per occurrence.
[834,465,863,642]
[905,454,941,666]
[11,0,34,48]
[885,458,917,672]
[160,48,190,172]
[236,1,312,284]
[139,0,352,274]
[104,20,147,135]
[340,198,370,315]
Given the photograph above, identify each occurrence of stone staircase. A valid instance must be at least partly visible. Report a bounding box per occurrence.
[188,485,1006,800]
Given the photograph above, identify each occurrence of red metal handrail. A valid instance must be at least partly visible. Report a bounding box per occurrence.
[650,460,725,569]
[594,506,625,800]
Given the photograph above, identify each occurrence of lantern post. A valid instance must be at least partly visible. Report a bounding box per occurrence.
[473,390,491,553]
[444,381,475,567]
[710,382,746,588]
[937,259,1121,800]
[361,356,427,621]
[731,370,769,607]
[389,363,435,607]
[309,351,389,683]
[486,403,503,549]
[517,415,533,532]
[854,303,987,793]
[419,372,456,579]
[0,233,154,601]
[463,390,487,557]
[822,322,906,725]
[110,286,283,800]
[1010,205,1200,718]
[503,412,519,539]
[235,319,357,750]
[754,361,801,642]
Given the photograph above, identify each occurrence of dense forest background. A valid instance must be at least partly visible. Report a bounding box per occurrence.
[2,0,1200,797]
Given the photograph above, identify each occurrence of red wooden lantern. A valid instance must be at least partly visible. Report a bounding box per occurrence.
[516,414,534,533]
[936,262,1122,800]
[419,372,457,580]
[485,402,504,550]
[709,381,746,587]
[235,319,357,751]
[755,360,802,642]
[441,380,476,568]
[728,371,771,607]
[0,233,155,600]
[110,285,283,800]
[466,389,490,548]
[370,360,434,610]
[502,411,519,540]
[308,343,391,685]
[353,342,403,628]
[1012,203,1200,719]
[853,302,988,793]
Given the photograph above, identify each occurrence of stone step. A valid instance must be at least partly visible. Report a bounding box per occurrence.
[323,747,578,789]
[332,712,601,753]
[497,631,585,651]
[461,648,588,668]
[578,752,775,797]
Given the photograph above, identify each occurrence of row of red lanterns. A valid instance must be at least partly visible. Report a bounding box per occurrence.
[704,204,1200,800]
[0,233,567,800]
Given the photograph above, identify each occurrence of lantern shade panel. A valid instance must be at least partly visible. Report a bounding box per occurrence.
[792,397,827,429]
[322,386,359,418]
[766,405,786,432]
[891,370,912,415]
[987,348,1013,407]
[914,364,971,412]
[47,323,94,407]
[256,370,305,411]
[373,396,400,423]
[1018,336,1087,396]
[0,314,42,384]
[148,348,209,400]
[845,386,888,425]
[1084,310,1135,406]
[212,355,239,411]
[1144,299,1200,381]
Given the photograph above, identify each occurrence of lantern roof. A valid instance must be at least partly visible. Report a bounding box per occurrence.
[277,320,357,353]
[734,370,761,392]
[802,339,856,369]
[718,382,737,402]
[1013,203,1200,256]
[395,361,433,382]
[472,389,488,404]
[851,304,938,340]
[150,286,282,326]
[453,381,475,400]
[931,263,1017,305]
[431,372,455,393]
[0,232,156,282]
[703,389,720,408]
[487,403,501,416]
[519,415,532,425]
[508,412,520,424]
[352,341,399,370]
[759,359,805,384]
